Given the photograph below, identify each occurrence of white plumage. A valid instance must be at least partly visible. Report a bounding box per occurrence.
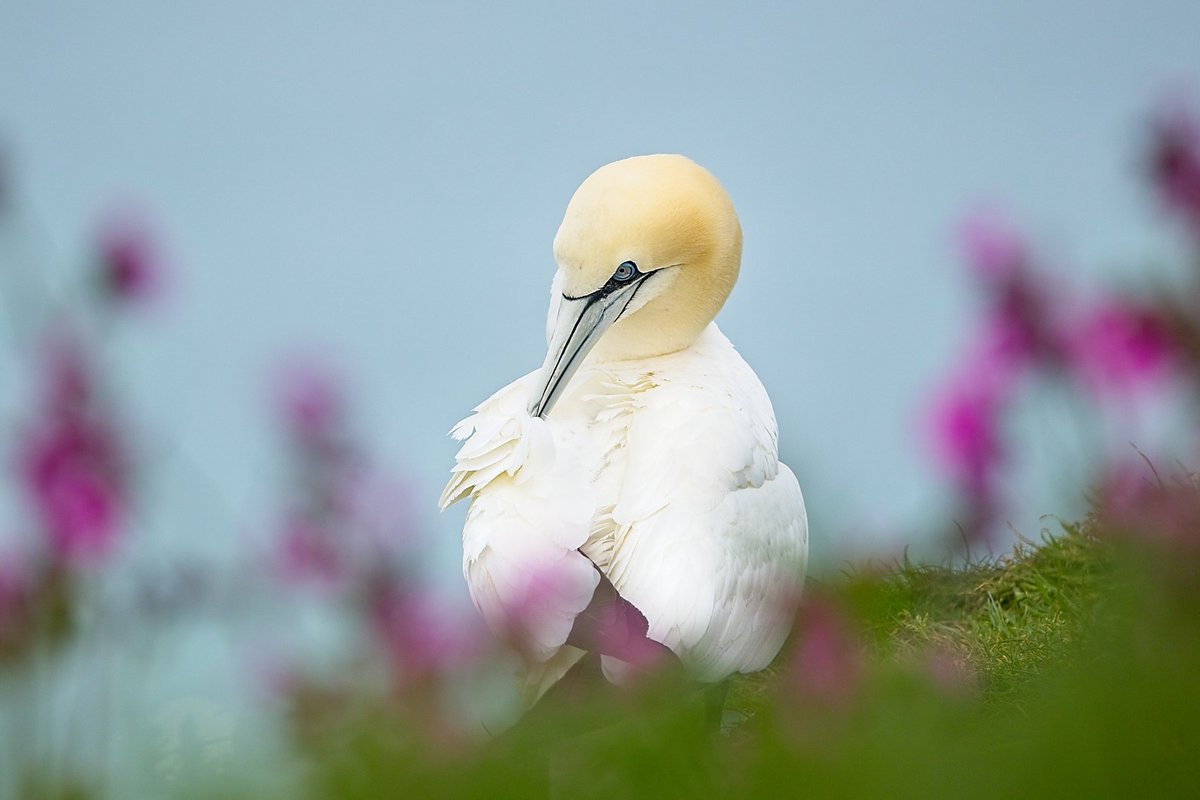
[440,154,808,702]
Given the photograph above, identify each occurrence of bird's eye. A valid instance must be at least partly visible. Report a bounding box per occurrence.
[613,261,637,282]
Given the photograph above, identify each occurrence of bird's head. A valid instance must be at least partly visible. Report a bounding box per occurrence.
[530,154,742,418]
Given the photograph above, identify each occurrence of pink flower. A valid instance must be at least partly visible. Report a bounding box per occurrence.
[927,379,1001,499]
[15,336,127,566]
[39,332,90,412]
[1149,101,1200,231]
[96,214,162,306]
[1096,461,1200,554]
[1066,299,1175,396]
[975,308,1046,385]
[18,415,126,564]
[275,357,344,445]
[370,585,481,684]
[958,207,1067,362]
[920,645,978,699]
[925,251,1064,533]
[957,207,1028,285]
[992,271,1067,363]
[925,321,1022,501]
[333,472,422,562]
[785,596,863,710]
[275,517,343,586]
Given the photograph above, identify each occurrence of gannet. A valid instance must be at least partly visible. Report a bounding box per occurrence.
[440,155,808,703]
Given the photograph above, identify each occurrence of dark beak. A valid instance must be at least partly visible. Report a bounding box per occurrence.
[528,273,654,418]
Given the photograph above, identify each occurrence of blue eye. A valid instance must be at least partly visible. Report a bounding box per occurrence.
[613,261,637,282]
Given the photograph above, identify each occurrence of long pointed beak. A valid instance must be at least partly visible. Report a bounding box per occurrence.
[529,273,653,418]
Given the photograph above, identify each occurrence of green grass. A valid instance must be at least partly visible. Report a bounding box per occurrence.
[292,521,1200,799]
[857,521,1113,700]
[725,521,1113,721]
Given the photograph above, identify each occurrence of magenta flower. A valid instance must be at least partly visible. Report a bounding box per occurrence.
[96,214,162,306]
[977,308,1044,384]
[1150,101,1200,232]
[15,337,127,566]
[18,415,126,565]
[927,379,1001,505]
[786,596,863,710]
[1096,462,1200,554]
[275,516,343,587]
[958,208,1065,364]
[271,350,427,607]
[929,212,1066,539]
[370,585,481,684]
[957,207,1028,285]
[275,357,344,445]
[925,324,1020,502]
[993,272,1067,364]
[1066,299,1175,396]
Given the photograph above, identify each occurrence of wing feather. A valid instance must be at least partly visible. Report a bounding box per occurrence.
[443,371,601,669]
[589,328,808,682]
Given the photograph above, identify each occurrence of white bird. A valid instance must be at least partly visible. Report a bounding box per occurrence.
[440,154,808,705]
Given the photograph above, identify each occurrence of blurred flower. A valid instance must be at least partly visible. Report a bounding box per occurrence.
[976,303,1052,386]
[1066,299,1176,396]
[785,596,864,710]
[934,210,1079,543]
[958,208,1067,363]
[1149,101,1200,232]
[370,584,481,686]
[97,214,163,306]
[275,516,343,587]
[15,335,128,566]
[957,207,1028,285]
[926,346,1009,503]
[1096,461,1200,554]
[992,273,1066,365]
[335,473,421,560]
[925,325,1021,541]
[40,330,91,411]
[276,357,344,446]
[271,354,421,592]
[919,644,978,699]
[493,559,595,663]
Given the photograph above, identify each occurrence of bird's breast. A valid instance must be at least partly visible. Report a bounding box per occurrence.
[546,324,782,563]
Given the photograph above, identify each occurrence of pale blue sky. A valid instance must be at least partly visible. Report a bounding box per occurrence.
[5,5,1200,792]
[2,1,1200,573]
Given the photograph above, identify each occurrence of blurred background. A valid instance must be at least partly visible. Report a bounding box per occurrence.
[2,2,1200,797]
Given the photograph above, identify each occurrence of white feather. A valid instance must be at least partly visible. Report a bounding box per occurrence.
[443,323,808,688]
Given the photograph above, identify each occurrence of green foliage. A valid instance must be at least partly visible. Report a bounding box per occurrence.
[871,522,1113,702]
[290,523,1200,799]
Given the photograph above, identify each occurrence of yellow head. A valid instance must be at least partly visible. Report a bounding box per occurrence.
[530,155,743,417]
[552,154,742,361]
